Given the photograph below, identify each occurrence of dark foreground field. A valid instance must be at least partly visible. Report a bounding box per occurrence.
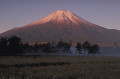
[0,56,120,79]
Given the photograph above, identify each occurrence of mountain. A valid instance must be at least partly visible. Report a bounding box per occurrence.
[1,10,120,44]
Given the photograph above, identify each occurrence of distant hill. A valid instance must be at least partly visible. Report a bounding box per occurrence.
[1,10,120,44]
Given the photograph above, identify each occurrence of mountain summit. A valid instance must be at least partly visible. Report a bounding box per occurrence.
[27,10,89,26]
[1,10,120,45]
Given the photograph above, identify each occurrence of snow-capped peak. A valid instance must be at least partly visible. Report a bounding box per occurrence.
[27,10,89,26]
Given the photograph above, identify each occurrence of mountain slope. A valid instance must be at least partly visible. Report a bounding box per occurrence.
[1,10,120,44]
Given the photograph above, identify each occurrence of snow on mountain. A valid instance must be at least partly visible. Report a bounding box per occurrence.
[27,10,91,26]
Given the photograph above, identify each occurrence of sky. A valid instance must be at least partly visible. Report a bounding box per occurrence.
[0,0,120,33]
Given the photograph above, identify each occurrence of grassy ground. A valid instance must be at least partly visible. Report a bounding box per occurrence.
[0,56,120,79]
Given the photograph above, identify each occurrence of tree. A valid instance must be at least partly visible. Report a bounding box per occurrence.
[42,42,52,53]
[33,43,39,53]
[57,39,64,48]
[8,36,21,47]
[69,40,72,46]
[8,36,23,55]
[0,37,8,55]
[63,43,71,53]
[76,42,82,56]
[82,41,91,56]
[0,37,8,48]
[22,43,31,53]
[88,44,100,56]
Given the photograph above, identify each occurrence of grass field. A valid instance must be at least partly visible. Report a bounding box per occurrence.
[0,56,120,79]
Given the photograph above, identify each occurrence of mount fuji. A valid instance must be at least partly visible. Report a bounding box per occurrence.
[1,10,120,45]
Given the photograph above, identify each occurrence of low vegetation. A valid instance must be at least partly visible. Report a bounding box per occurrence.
[0,56,120,79]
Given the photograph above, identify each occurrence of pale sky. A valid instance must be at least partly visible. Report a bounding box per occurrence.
[0,0,120,33]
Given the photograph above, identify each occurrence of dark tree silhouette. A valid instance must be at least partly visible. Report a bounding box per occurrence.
[42,42,52,53]
[76,42,82,56]
[88,44,100,56]
[82,41,91,56]
[22,43,31,53]
[0,37,8,55]
[57,39,64,48]
[22,43,29,49]
[8,36,21,46]
[0,37,8,48]
[63,43,71,53]
[33,43,39,53]
[0,35,100,56]
[69,40,72,46]
[8,36,23,55]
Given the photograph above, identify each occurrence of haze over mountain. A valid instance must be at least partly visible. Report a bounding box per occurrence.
[1,10,120,44]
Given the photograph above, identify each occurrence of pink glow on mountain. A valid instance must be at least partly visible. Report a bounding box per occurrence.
[26,10,92,26]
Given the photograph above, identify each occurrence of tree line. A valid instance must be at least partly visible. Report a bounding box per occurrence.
[0,36,100,56]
